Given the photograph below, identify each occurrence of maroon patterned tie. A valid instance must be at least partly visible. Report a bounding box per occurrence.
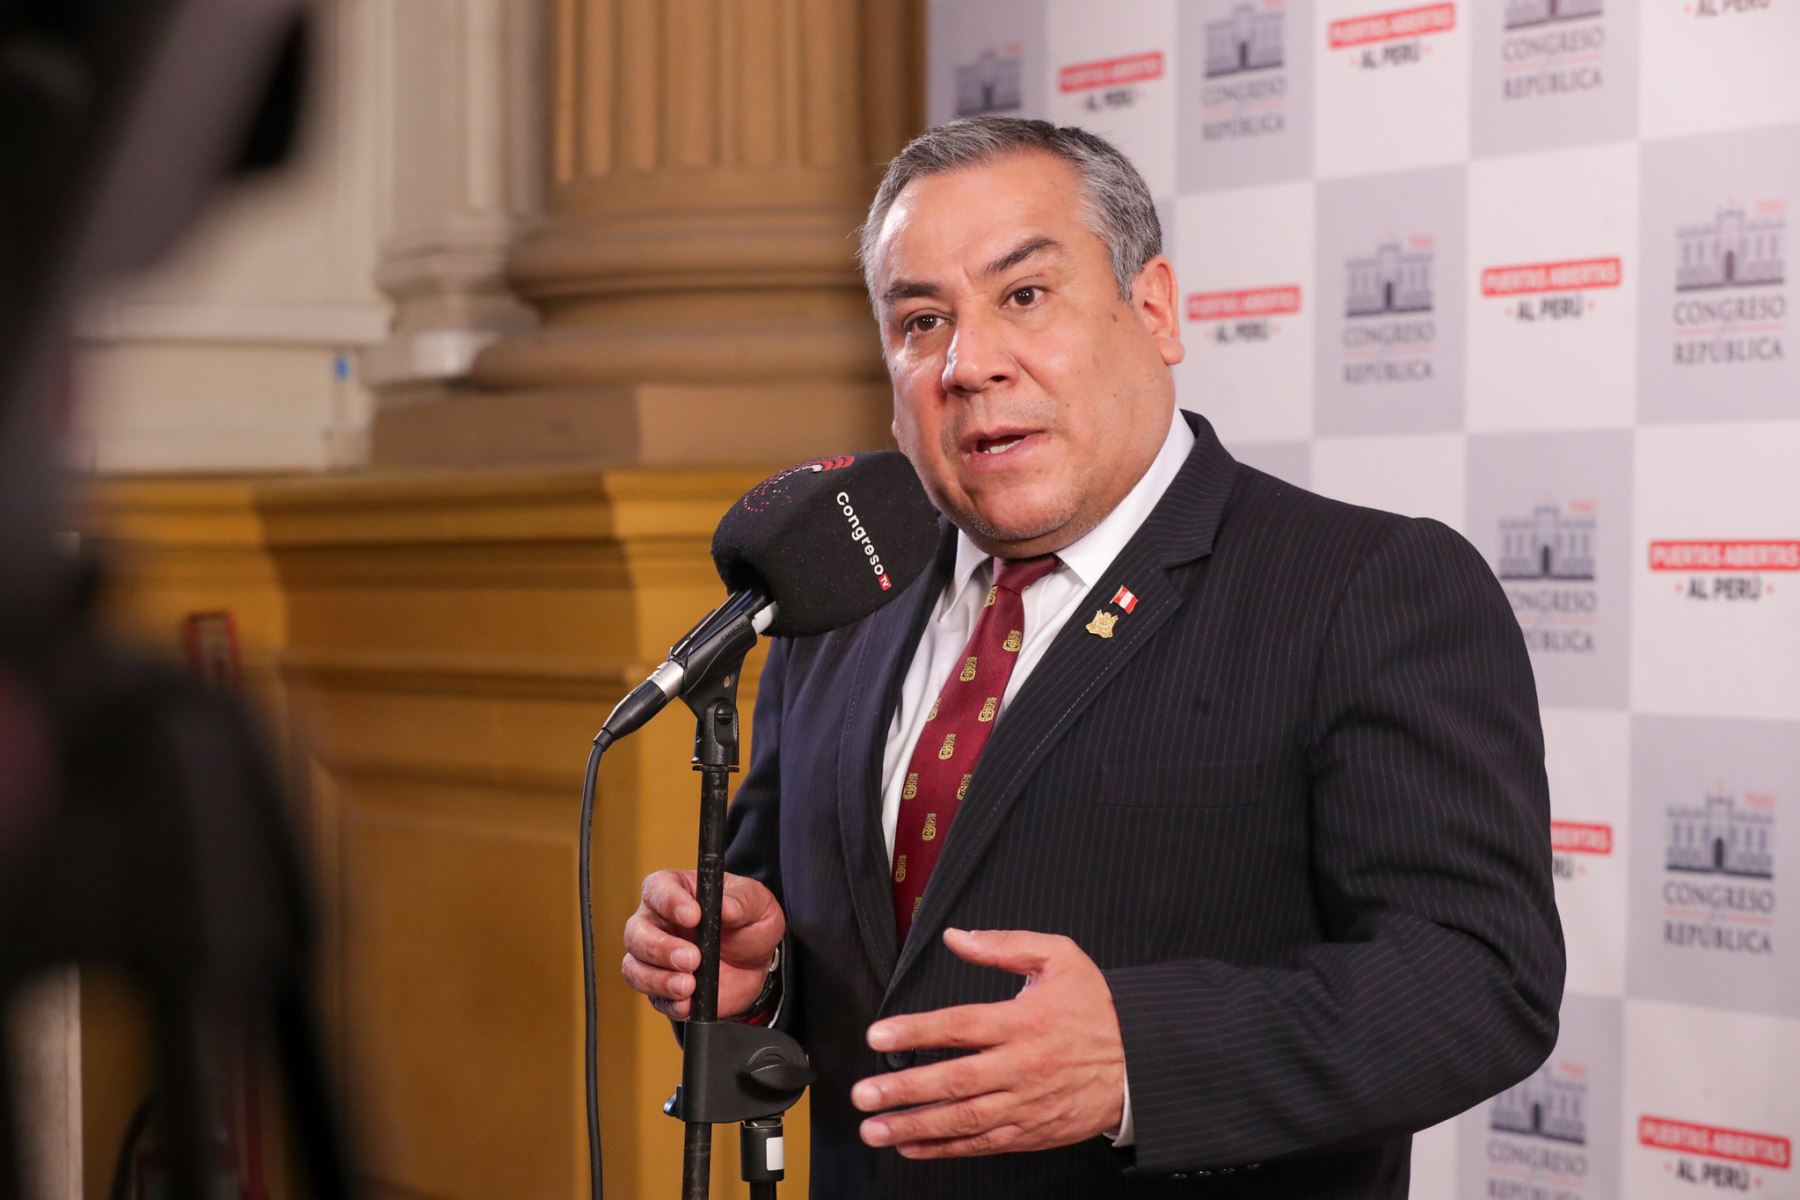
[892,554,1060,944]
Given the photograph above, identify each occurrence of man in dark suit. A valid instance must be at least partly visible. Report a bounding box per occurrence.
[622,117,1564,1197]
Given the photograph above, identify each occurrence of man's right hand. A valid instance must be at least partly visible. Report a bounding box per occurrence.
[622,869,785,1020]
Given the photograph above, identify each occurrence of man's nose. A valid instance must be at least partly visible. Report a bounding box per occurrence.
[940,311,1013,396]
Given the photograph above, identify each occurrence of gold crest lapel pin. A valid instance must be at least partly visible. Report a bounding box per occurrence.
[1086,583,1139,639]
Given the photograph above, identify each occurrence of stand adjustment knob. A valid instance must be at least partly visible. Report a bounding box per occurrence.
[743,1047,814,1094]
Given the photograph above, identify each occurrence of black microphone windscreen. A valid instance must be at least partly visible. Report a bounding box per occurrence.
[711,451,942,638]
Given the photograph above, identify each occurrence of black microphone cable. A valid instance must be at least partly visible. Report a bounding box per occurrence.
[579,728,613,1200]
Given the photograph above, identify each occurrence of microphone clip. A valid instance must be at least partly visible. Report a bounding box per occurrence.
[595,590,775,748]
[678,619,753,773]
[668,588,770,682]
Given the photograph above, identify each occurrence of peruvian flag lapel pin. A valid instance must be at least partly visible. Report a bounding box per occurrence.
[1110,585,1138,614]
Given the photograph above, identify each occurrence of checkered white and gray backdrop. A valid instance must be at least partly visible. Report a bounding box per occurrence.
[927,2,1799,1195]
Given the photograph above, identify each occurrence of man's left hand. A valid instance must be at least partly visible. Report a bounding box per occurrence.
[851,928,1126,1159]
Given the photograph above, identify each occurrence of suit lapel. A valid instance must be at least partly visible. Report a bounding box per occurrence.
[889,412,1239,993]
[836,524,956,984]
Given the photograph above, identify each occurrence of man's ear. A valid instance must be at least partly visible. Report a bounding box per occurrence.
[1131,255,1185,367]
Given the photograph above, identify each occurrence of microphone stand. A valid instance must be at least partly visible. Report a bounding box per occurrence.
[658,618,812,1200]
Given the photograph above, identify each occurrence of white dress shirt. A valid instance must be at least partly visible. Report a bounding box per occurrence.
[877,406,1196,1148]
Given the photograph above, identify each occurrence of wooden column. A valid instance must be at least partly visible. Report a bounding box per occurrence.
[373,0,925,468]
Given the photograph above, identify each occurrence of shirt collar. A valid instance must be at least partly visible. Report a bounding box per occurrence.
[942,406,1197,615]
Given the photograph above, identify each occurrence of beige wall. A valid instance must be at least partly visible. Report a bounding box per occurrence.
[69,0,548,474]
[71,0,386,474]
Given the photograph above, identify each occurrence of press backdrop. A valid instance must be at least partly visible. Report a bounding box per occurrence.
[927,2,1800,1195]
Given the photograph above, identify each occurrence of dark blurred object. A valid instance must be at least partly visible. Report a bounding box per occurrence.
[103,613,275,1200]
[0,0,307,635]
[2,640,346,1200]
[0,1,353,1197]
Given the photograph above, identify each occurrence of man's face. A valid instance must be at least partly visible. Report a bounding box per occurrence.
[869,150,1185,559]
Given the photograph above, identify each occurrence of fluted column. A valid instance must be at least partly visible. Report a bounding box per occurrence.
[373,0,925,467]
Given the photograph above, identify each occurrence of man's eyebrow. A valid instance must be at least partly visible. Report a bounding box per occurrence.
[881,279,945,307]
[981,235,1066,279]
[878,236,1068,310]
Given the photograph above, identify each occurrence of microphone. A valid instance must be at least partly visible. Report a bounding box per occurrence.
[597,450,941,743]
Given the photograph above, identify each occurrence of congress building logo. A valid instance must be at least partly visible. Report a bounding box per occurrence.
[1505,0,1603,28]
[954,47,1023,117]
[1204,4,1284,76]
[1670,203,1787,368]
[1473,0,1633,155]
[1499,1,1607,101]
[1499,503,1596,582]
[1638,128,1798,424]
[1676,207,1784,291]
[1467,1042,1620,1198]
[1661,789,1777,956]
[1314,167,1464,433]
[1485,1065,1595,1196]
[1341,239,1436,385]
[1459,995,1622,1198]
[1649,538,1799,604]
[1197,2,1289,144]
[1628,715,1800,1015]
[1492,1065,1588,1145]
[1667,791,1774,880]
[1495,500,1599,655]
[1179,0,1315,192]
[1347,241,1432,316]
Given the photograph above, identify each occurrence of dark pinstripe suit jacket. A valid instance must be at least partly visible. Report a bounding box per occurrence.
[724,411,1565,1198]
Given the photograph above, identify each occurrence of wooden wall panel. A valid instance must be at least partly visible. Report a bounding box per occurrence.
[336,774,574,1197]
[81,466,811,1198]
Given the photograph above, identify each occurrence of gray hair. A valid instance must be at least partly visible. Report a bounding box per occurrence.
[857,116,1163,302]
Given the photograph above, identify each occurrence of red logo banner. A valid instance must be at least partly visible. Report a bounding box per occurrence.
[1639,1117,1791,1170]
[1329,3,1456,49]
[1187,286,1304,321]
[1648,540,1800,571]
[1058,51,1164,93]
[1550,821,1613,856]
[1481,257,1623,297]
